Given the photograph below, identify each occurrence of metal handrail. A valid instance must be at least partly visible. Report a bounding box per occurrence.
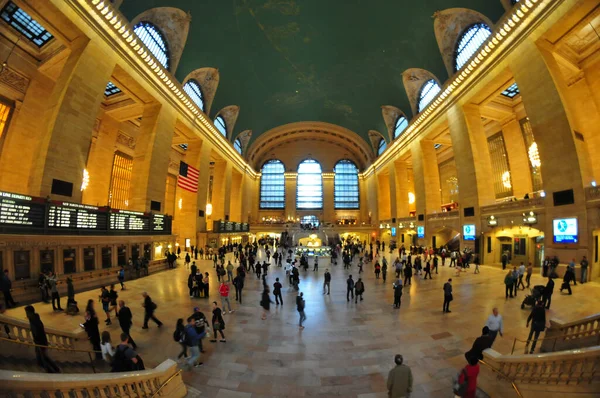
[510,328,600,354]
[0,336,102,373]
[150,369,183,397]
[478,359,523,398]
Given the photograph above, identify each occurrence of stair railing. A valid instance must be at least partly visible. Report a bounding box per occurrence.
[478,359,523,398]
[0,336,102,373]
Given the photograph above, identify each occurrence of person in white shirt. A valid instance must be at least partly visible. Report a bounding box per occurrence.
[485,308,504,346]
[100,331,115,363]
[517,263,526,290]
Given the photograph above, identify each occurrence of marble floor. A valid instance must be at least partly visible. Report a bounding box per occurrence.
[6,249,600,398]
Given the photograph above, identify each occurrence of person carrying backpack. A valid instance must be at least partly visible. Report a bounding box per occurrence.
[173,318,187,360]
[354,278,365,303]
[111,333,143,372]
[454,355,479,398]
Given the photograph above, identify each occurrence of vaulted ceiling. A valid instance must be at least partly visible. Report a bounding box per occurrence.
[120,0,504,145]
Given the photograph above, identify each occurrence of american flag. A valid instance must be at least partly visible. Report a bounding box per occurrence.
[178,161,199,193]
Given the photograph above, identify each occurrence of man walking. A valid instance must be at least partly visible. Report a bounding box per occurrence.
[443,278,453,313]
[219,281,234,313]
[517,263,526,290]
[393,280,403,309]
[233,273,244,304]
[296,292,306,329]
[526,300,547,354]
[485,308,503,346]
[141,292,163,329]
[323,269,331,295]
[386,354,413,398]
[346,275,355,302]
[25,305,60,373]
[525,263,533,288]
[542,276,554,309]
[226,261,234,282]
[47,271,63,311]
[117,300,136,349]
[273,278,283,305]
[580,256,588,284]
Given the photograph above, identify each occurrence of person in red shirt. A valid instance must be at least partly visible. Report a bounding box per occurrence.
[457,355,480,398]
[219,281,234,314]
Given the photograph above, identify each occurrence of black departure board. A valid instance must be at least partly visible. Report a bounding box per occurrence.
[0,191,45,227]
[213,220,250,233]
[48,202,108,230]
[109,210,149,231]
[152,214,166,231]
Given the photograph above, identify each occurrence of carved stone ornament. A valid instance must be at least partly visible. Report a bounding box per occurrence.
[401,68,441,116]
[381,105,407,142]
[116,131,136,150]
[0,65,30,94]
[215,105,240,140]
[368,130,386,156]
[235,129,252,155]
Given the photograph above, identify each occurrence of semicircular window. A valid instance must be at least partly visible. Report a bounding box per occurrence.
[393,116,408,139]
[297,159,323,209]
[133,21,169,70]
[417,80,441,113]
[455,23,492,72]
[234,139,242,155]
[183,79,205,112]
[377,138,387,156]
[215,115,227,137]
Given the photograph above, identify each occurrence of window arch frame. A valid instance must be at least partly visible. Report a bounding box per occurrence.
[334,159,360,210]
[393,115,409,139]
[296,159,323,210]
[259,159,285,209]
[417,79,441,113]
[233,138,242,155]
[133,21,170,70]
[214,115,227,137]
[454,23,492,72]
[377,138,387,156]
[182,79,205,112]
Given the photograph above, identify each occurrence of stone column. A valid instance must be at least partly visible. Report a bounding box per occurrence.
[411,140,442,217]
[366,173,379,225]
[285,173,297,219]
[28,37,117,201]
[129,103,176,212]
[501,118,533,198]
[241,173,256,223]
[359,177,369,224]
[82,113,120,206]
[230,170,243,222]
[194,141,213,232]
[223,162,233,220]
[322,172,335,223]
[394,160,410,218]
[376,171,391,221]
[388,163,397,220]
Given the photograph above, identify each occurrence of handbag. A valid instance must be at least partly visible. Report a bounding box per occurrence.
[213,321,221,331]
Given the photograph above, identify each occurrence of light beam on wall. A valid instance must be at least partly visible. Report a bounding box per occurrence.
[206,203,213,216]
[408,192,415,204]
[81,169,90,191]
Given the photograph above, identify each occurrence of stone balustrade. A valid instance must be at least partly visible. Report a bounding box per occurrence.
[0,313,87,350]
[585,186,600,202]
[0,359,186,397]
[426,210,459,220]
[540,314,600,352]
[480,197,546,216]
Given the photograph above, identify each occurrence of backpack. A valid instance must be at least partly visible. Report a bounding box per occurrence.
[111,346,134,372]
[173,328,183,343]
[453,368,469,396]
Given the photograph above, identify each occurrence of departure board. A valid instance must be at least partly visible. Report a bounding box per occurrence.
[110,210,149,231]
[47,202,108,230]
[152,214,166,232]
[0,191,45,227]
[213,220,250,233]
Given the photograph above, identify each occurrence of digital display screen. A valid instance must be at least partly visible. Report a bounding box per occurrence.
[391,227,396,237]
[553,218,578,244]
[110,210,149,231]
[213,220,250,233]
[0,191,45,228]
[48,202,108,230]
[417,226,425,238]
[463,224,476,241]
[152,214,165,231]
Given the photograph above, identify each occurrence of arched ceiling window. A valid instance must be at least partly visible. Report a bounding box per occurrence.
[214,115,227,137]
[454,23,492,72]
[297,159,323,209]
[260,160,285,209]
[334,160,359,209]
[417,80,441,113]
[133,21,170,70]
[0,1,53,48]
[393,116,408,139]
[234,139,242,155]
[377,138,387,156]
[183,79,205,111]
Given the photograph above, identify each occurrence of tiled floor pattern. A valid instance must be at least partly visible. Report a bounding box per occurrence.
[6,250,600,397]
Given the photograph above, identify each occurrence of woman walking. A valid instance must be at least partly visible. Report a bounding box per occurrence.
[260,287,273,320]
[374,262,381,279]
[210,302,226,343]
[83,299,102,359]
[100,331,114,363]
[174,318,187,360]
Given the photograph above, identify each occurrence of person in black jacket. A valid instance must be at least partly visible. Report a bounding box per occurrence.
[2,269,16,308]
[210,301,226,343]
[393,280,403,309]
[117,300,136,349]
[233,273,244,303]
[542,276,555,309]
[141,292,162,328]
[346,275,355,302]
[323,269,331,295]
[465,326,493,362]
[273,278,283,305]
[25,305,60,373]
[526,300,547,354]
[82,300,102,359]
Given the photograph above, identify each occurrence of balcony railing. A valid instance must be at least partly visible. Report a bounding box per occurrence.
[427,210,459,220]
[480,197,545,216]
[585,186,600,202]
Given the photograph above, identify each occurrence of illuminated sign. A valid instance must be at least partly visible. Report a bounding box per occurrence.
[417,226,425,238]
[553,218,578,244]
[463,224,476,241]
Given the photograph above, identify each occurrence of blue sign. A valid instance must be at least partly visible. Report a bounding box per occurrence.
[463,224,476,241]
[417,226,425,239]
[553,218,578,244]
[391,227,396,237]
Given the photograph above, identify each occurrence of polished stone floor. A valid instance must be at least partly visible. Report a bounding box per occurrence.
[6,249,600,397]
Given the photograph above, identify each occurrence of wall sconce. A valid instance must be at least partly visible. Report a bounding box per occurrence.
[488,215,498,226]
[523,211,537,225]
[178,198,183,210]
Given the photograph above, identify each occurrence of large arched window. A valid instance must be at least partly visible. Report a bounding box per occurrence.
[334,160,359,209]
[377,138,387,156]
[234,139,242,155]
[297,159,323,209]
[133,21,170,70]
[417,80,441,113]
[454,23,492,71]
[215,115,227,137]
[393,116,408,139]
[183,79,205,111]
[260,160,285,209]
